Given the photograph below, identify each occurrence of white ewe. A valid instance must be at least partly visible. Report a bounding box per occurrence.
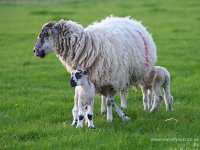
[33,16,157,122]
[70,66,95,129]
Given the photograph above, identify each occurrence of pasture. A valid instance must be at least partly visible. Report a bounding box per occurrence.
[0,0,199,149]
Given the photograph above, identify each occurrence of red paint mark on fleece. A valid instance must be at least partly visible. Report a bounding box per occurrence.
[136,30,149,67]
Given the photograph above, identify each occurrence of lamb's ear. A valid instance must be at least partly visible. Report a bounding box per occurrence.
[76,64,81,70]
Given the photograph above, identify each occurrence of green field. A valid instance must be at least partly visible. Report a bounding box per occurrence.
[0,0,200,149]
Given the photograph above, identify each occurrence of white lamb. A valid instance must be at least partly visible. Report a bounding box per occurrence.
[33,16,157,122]
[70,66,95,129]
[141,66,173,112]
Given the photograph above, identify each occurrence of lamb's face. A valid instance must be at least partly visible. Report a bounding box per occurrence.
[33,22,57,58]
[70,69,86,87]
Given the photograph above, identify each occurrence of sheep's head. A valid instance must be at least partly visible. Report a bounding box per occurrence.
[33,22,59,58]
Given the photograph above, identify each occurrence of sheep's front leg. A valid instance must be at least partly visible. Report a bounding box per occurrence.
[120,89,128,109]
[106,97,113,122]
[76,100,85,128]
[101,95,106,115]
[112,101,131,121]
[86,99,95,129]
[107,93,130,122]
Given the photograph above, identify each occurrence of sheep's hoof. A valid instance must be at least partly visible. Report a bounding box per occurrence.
[107,118,113,123]
[100,111,106,115]
[121,106,127,110]
[150,108,156,113]
[122,116,131,122]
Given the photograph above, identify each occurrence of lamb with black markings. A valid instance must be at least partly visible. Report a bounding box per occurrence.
[70,66,95,129]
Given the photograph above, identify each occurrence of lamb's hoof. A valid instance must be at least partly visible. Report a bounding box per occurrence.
[71,121,77,126]
[88,125,95,129]
[122,116,131,122]
[167,106,173,111]
[76,125,83,128]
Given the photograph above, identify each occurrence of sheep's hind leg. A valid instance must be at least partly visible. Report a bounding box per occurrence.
[120,89,128,109]
[101,95,106,115]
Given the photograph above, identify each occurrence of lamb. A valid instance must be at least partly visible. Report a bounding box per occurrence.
[141,66,173,112]
[33,16,157,122]
[70,66,95,129]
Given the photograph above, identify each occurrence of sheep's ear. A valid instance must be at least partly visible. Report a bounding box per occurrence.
[83,66,92,75]
[50,24,59,35]
[48,29,52,35]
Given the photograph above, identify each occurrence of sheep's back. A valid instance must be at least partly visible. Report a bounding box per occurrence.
[84,17,157,91]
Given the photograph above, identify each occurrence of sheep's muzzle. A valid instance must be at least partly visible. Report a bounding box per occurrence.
[33,49,46,58]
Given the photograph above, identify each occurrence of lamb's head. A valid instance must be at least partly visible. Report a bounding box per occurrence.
[70,66,88,87]
[33,22,59,58]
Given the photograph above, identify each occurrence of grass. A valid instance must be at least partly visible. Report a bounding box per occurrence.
[0,0,200,149]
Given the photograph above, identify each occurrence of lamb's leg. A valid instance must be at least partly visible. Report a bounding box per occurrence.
[163,81,173,111]
[140,86,149,111]
[84,105,88,125]
[148,88,153,110]
[71,92,78,126]
[86,100,95,129]
[76,100,85,128]
[101,95,106,115]
[150,86,163,113]
[120,88,128,109]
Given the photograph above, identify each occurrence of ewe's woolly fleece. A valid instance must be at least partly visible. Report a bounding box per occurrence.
[54,16,157,91]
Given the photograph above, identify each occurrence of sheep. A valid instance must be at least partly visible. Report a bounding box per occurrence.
[33,16,157,122]
[108,66,173,112]
[70,66,95,129]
